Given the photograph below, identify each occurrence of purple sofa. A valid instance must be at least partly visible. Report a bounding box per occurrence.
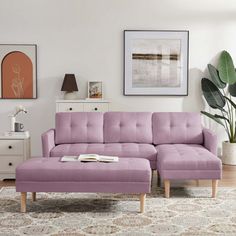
[43,112,157,169]
[42,112,222,197]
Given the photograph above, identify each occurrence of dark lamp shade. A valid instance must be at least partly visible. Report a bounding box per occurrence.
[61,74,78,92]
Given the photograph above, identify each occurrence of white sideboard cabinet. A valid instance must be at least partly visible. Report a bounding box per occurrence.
[0,135,30,180]
[56,100,109,112]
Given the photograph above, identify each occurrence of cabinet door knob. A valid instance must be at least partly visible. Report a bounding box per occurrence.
[8,146,12,149]
[69,107,73,111]
[8,162,12,166]
[94,107,98,111]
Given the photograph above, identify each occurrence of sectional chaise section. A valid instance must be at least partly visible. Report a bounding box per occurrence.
[42,112,222,197]
[152,112,222,197]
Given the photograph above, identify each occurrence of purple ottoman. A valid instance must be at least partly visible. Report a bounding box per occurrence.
[16,157,151,213]
[157,144,222,198]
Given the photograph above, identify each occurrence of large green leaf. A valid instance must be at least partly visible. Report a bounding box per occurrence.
[208,64,226,88]
[201,78,226,109]
[201,111,225,126]
[218,51,236,85]
[229,69,236,97]
[229,82,236,97]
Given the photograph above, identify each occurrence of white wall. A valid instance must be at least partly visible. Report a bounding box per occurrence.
[0,0,236,155]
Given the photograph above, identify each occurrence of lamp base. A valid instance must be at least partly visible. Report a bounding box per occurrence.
[64,92,78,100]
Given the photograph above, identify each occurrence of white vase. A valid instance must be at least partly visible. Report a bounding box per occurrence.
[10,116,16,132]
[222,141,236,165]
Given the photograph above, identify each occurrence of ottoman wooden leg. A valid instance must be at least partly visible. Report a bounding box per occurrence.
[21,192,27,213]
[32,192,36,202]
[212,180,218,198]
[164,180,170,198]
[140,193,146,213]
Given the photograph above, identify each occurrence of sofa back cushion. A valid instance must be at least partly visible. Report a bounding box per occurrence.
[153,112,203,145]
[104,112,153,143]
[55,112,103,144]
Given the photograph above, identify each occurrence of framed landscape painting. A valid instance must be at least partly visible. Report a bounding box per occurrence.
[124,30,189,96]
[0,44,37,99]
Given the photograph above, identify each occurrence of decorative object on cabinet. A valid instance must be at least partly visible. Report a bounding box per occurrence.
[9,105,27,132]
[0,44,37,99]
[124,30,189,96]
[56,99,109,112]
[0,134,30,180]
[61,74,78,100]
[88,81,102,99]
[14,123,24,132]
[201,50,236,165]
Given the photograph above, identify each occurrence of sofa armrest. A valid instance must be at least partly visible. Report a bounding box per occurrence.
[41,129,55,157]
[203,128,217,155]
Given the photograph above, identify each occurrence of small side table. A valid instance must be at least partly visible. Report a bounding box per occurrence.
[0,134,30,180]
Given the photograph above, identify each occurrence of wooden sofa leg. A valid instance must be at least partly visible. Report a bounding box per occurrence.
[157,171,161,187]
[164,180,170,198]
[151,170,154,187]
[32,192,36,202]
[212,180,218,198]
[21,192,27,213]
[140,193,146,213]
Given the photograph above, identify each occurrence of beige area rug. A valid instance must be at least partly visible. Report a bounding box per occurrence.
[0,186,236,236]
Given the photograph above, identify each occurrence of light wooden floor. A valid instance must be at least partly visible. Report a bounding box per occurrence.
[1,165,236,189]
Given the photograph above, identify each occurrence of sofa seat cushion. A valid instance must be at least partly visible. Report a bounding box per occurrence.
[16,157,151,183]
[50,143,157,169]
[156,144,222,179]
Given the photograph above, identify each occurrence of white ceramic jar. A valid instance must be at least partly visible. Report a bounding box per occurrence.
[222,141,236,165]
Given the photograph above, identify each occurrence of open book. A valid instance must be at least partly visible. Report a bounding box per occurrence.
[60,154,119,163]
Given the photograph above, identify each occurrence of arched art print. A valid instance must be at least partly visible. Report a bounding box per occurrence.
[0,44,37,99]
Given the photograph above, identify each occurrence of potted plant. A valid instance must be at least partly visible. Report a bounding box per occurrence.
[201,50,236,165]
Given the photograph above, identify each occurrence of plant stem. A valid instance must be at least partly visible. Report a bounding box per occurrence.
[222,89,233,141]
[221,110,231,140]
[230,94,235,142]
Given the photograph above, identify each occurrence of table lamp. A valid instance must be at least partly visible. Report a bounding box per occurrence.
[61,74,78,100]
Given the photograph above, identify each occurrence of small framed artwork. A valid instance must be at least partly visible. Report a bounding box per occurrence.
[124,30,189,96]
[0,44,37,99]
[88,81,103,99]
